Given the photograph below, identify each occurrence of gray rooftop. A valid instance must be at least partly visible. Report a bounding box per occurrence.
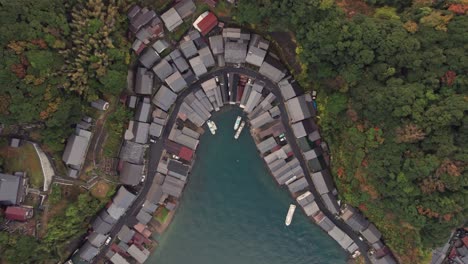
[161,175,185,198]
[161,8,183,32]
[167,159,190,180]
[78,242,99,262]
[117,225,135,243]
[152,85,177,112]
[152,59,175,81]
[209,35,224,55]
[135,67,154,95]
[152,39,170,54]
[180,40,198,59]
[92,216,113,234]
[119,140,145,164]
[224,41,247,64]
[287,177,309,194]
[198,46,215,68]
[245,46,267,67]
[360,223,382,244]
[278,78,302,101]
[119,161,143,186]
[88,232,107,247]
[127,244,150,264]
[0,173,22,206]
[147,180,165,204]
[256,137,277,154]
[113,186,136,209]
[149,122,163,138]
[62,134,89,168]
[311,170,334,195]
[136,209,152,224]
[321,192,340,215]
[174,0,196,19]
[285,94,315,123]
[135,100,152,123]
[303,201,320,217]
[165,70,187,93]
[189,56,208,77]
[132,122,150,144]
[250,111,274,129]
[139,48,160,69]
[259,55,286,83]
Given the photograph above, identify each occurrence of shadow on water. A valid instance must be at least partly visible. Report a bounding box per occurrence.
[149,107,347,264]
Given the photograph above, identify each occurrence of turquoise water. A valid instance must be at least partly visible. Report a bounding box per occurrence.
[149,107,347,264]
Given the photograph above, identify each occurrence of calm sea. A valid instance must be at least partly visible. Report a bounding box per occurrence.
[148,107,347,264]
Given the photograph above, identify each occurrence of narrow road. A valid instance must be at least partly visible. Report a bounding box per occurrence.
[93,66,370,263]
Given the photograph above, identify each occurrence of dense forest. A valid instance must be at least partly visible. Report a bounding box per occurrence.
[0,0,130,152]
[0,0,131,262]
[236,0,467,263]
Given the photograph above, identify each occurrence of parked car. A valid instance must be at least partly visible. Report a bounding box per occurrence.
[105,236,112,245]
[149,138,157,143]
[141,174,146,183]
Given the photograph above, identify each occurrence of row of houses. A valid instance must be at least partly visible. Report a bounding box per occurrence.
[76,187,136,262]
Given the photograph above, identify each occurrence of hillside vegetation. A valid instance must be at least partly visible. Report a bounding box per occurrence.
[236,0,467,262]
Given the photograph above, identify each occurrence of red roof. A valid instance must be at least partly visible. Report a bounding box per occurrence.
[463,236,468,247]
[196,12,218,36]
[179,147,194,161]
[5,206,29,221]
[203,0,217,7]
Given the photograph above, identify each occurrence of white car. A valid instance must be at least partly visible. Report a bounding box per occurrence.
[215,76,219,83]
[149,138,157,143]
[141,174,146,183]
[105,236,112,245]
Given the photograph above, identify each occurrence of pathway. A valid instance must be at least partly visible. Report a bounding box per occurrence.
[30,142,55,192]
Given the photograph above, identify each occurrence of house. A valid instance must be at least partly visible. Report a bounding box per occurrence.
[99,210,117,225]
[243,91,262,114]
[120,141,145,164]
[152,85,177,112]
[161,175,185,198]
[258,55,286,83]
[118,225,135,243]
[5,206,32,221]
[136,209,152,224]
[209,35,224,55]
[149,122,163,138]
[198,46,215,68]
[328,226,354,250]
[110,253,130,264]
[256,137,277,154]
[286,177,309,194]
[170,49,190,72]
[314,212,335,232]
[135,98,152,123]
[77,242,99,262]
[174,0,196,19]
[246,46,267,67]
[139,48,160,69]
[291,118,317,138]
[250,34,270,50]
[127,5,141,20]
[131,39,146,55]
[180,40,198,59]
[88,232,107,247]
[278,78,303,101]
[127,244,150,264]
[0,173,26,206]
[146,179,165,204]
[303,201,320,217]
[189,56,208,77]
[135,67,154,95]
[167,159,190,181]
[250,112,274,129]
[193,11,218,36]
[119,161,143,186]
[224,42,247,64]
[136,17,165,44]
[360,223,382,244]
[296,191,314,207]
[132,122,150,144]
[91,99,110,110]
[165,70,187,93]
[285,94,315,123]
[107,187,136,220]
[152,59,174,81]
[129,9,157,33]
[152,39,170,54]
[9,137,21,148]
[311,170,334,195]
[321,192,340,215]
[161,8,183,32]
[62,130,91,174]
[201,78,223,110]
[344,211,370,233]
[92,216,113,234]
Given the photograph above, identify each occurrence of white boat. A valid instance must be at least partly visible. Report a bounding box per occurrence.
[234,116,242,130]
[285,204,296,226]
[234,121,245,139]
[207,120,217,135]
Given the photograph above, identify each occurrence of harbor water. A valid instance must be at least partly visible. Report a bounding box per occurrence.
[149,107,347,264]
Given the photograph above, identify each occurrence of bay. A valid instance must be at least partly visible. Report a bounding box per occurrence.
[149,107,347,264]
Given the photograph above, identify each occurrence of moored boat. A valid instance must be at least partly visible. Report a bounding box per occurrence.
[207,120,217,135]
[234,116,242,130]
[234,121,245,139]
[285,204,296,226]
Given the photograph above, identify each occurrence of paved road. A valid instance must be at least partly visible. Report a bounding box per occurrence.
[93,66,370,264]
